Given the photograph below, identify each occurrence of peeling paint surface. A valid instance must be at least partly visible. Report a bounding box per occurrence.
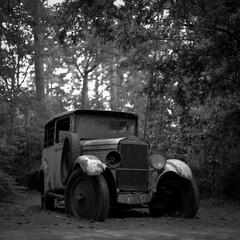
[166,159,193,179]
[43,159,49,176]
[77,155,107,176]
[149,159,193,193]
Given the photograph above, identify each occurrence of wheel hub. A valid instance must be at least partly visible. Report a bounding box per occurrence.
[76,193,86,206]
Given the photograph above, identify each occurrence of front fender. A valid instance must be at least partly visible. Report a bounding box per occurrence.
[165,159,193,180]
[73,155,107,176]
[149,159,193,193]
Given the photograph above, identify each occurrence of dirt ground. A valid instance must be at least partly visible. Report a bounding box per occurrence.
[0,189,239,233]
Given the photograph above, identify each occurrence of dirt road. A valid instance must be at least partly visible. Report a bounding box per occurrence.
[0,189,240,239]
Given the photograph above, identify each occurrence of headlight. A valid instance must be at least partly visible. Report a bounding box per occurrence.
[106,150,122,168]
[150,153,166,170]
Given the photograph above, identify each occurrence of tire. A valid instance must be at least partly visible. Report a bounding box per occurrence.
[61,133,81,185]
[149,177,199,218]
[64,169,109,222]
[40,177,55,211]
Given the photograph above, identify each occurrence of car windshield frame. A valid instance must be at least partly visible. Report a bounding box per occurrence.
[75,112,138,139]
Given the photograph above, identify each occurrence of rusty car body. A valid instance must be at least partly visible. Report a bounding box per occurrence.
[38,109,199,221]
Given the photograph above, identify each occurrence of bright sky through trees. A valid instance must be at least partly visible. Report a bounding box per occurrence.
[47,0,64,5]
[47,0,125,6]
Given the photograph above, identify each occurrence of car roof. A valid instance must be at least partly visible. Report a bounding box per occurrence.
[46,109,138,124]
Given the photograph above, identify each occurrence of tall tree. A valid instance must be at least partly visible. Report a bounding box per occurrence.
[0,1,34,132]
[60,33,109,109]
[32,0,45,101]
[55,0,118,109]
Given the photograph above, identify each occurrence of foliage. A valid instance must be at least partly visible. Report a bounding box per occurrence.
[223,157,240,199]
[0,0,57,190]
[0,115,44,182]
[0,90,50,187]
[100,0,240,198]
[1,0,240,199]
[0,2,34,113]
[0,170,18,201]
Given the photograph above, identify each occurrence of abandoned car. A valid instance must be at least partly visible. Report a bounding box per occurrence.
[38,109,199,221]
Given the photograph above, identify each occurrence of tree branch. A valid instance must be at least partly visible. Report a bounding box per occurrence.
[19,59,34,87]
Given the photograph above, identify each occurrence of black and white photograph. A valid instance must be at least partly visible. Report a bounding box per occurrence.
[0,0,240,239]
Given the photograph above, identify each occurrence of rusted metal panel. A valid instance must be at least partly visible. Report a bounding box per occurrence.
[118,193,150,204]
[82,138,122,151]
[46,109,138,124]
[149,159,194,193]
[81,138,122,163]
[76,155,107,175]
[166,159,193,179]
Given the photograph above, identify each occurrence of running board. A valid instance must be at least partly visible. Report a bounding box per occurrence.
[47,192,64,200]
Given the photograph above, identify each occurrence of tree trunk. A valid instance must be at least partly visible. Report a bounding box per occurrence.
[93,76,102,109]
[33,0,45,101]
[81,73,88,109]
[109,62,119,110]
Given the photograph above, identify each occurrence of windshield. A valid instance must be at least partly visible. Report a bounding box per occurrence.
[75,114,137,139]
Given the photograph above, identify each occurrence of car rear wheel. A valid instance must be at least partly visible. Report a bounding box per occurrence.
[65,169,109,222]
[149,177,199,218]
[40,178,55,210]
[61,133,81,185]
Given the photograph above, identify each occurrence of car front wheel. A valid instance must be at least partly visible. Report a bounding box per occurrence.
[149,177,199,218]
[65,169,109,222]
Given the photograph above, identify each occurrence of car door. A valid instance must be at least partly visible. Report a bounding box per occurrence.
[53,116,71,189]
[42,120,56,191]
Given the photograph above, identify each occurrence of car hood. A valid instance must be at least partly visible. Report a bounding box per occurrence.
[81,138,125,151]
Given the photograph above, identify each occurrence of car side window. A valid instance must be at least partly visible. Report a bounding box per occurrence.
[55,117,70,143]
[44,120,55,147]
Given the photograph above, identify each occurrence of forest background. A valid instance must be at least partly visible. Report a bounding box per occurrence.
[1,0,240,200]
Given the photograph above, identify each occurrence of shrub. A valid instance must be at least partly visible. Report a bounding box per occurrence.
[17,169,39,189]
[222,157,240,199]
[0,170,18,201]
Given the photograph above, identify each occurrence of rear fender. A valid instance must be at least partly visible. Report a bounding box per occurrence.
[73,155,107,176]
[40,158,49,176]
[38,159,50,193]
[150,159,193,193]
[37,170,44,192]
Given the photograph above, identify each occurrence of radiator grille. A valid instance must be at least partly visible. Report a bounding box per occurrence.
[117,139,149,191]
